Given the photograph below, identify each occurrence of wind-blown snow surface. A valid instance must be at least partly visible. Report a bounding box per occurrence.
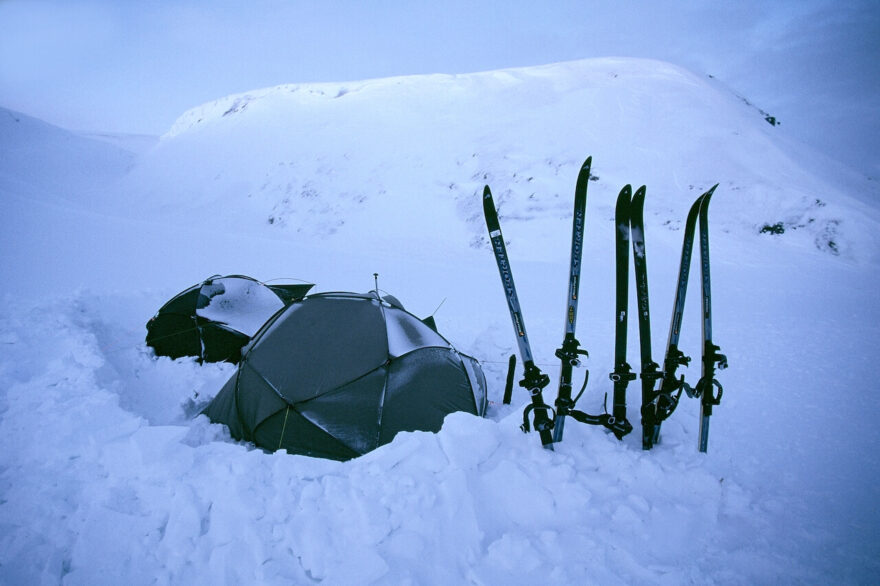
[2,58,879,584]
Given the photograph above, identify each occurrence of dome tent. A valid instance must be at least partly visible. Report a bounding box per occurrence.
[202,291,488,460]
[146,275,313,364]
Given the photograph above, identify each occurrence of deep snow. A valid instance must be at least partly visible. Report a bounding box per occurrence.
[2,58,879,584]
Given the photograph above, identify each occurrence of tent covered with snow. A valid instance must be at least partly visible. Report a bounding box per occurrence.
[146,274,313,364]
[202,291,488,460]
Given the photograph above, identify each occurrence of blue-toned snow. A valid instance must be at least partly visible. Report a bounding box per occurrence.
[195,277,285,337]
[1,59,879,584]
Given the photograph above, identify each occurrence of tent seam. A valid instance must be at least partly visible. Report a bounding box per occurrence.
[375,295,390,448]
[277,405,291,449]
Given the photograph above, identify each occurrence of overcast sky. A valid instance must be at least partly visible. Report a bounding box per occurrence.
[1,0,878,175]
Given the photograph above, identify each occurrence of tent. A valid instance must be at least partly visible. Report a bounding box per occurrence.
[146,275,313,363]
[202,291,488,460]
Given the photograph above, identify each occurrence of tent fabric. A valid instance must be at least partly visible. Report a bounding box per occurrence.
[203,291,488,460]
[145,275,313,363]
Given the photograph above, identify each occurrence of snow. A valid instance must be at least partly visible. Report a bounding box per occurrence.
[2,57,880,584]
[195,277,285,337]
[383,307,451,358]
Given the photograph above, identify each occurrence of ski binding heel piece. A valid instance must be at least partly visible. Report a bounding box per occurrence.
[610,363,637,383]
[555,339,588,368]
[640,361,663,384]
[519,364,551,397]
[705,343,727,370]
[666,347,691,370]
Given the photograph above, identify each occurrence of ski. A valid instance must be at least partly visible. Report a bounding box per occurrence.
[630,186,663,449]
[608,185,636,439]
[483,185,555,450]
[551,157,592,442]
[693,191,727,452]
[645,185,718,447]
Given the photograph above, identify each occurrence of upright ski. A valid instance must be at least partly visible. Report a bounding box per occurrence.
[693,192,727,452]
[629,186,663,449]
[552,157,592,442]
[608,185,636,438]
[483,186,555,450]
[645,185,718,447]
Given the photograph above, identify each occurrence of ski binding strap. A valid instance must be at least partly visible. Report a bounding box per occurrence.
[521,403,556,433]
[642,386,683,425]
[568,409,633,440]
[693,377,724,405]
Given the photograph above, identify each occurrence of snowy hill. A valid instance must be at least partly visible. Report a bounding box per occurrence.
[2,58,879,584]
[119,58,879,261]
[0,107,136,199]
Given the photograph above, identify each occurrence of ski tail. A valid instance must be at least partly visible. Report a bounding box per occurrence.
[483,185,555,450]
[503,354,517,405]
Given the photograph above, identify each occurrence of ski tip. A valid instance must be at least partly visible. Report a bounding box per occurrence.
[575,157,593,195]
[483,185,500,227]
[690,184,719,210]
[616,184,633,212]
[700,185,718,212]
[630,185,647,214]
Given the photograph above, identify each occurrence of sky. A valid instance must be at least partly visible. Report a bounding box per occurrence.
[1,0,879,176]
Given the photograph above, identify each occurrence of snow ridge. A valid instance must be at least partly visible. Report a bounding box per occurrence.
[129,58,880,261]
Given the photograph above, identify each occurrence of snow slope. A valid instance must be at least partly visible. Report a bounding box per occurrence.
[0,108,135,199]
[2,58,879,584]
[120,58,879,261]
